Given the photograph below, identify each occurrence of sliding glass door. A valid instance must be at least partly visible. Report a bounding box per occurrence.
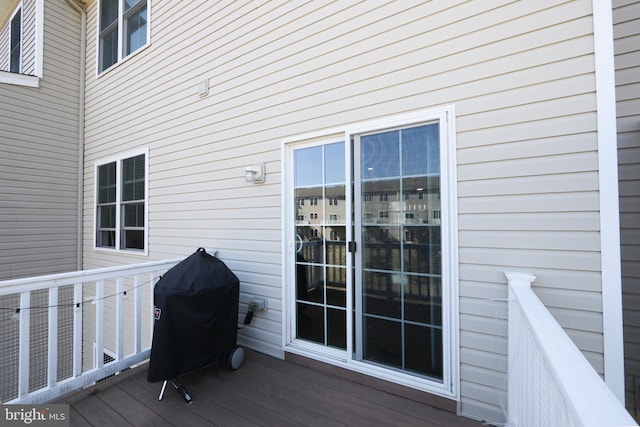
[287,111,453,391]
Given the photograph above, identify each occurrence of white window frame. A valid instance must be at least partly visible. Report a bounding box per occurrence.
[281,106,459,400]
[93,148,149,255]
[97,0,150,75]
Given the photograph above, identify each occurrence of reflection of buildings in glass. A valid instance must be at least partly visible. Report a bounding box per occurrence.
[361,177,441,243]
[295,181,440,244]
[295,186,346,243]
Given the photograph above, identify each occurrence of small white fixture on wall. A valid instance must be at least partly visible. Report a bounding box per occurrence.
[198,79,209,97]
[245,163,265,183]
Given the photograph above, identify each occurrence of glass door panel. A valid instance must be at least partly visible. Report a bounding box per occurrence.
[294,142,347,350]
[357,123,443,381]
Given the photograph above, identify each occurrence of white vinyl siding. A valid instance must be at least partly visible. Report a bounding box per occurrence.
[81,1,604,424]
[614,0,640,419]
[19,0,36,75]
[0,0,83,279]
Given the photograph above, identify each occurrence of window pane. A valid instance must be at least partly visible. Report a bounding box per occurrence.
[361,130,400,180]
[297,303,324,344]
[295,146,322,187]
[324,142,344,184]
[122,155,145,201]
[97,231,115,248]
[326,225,346,266]
[362,225,401,271]
[403,226,441,275]
[100,0,118,31]
[327,308,346,349]
[126,6,147,55]
[124,0,143,10]
[326,266,346,307]
[401,124,439,176]
[123,230,144,250]
[100,29,118,71]
[363,271,401,319]
[405,324,442,379]
[97,163,116,203]
[10,9,21,73]
[364,317,402,369]
[296,225,324,265]
[296,263,324,304]
[404,275,442,326]
[123,203,144,227]
[98,205,116,228]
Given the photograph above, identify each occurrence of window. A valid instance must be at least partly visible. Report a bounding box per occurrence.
[99,0,149,73]
[95,150,147,252]
[10,6,21,73]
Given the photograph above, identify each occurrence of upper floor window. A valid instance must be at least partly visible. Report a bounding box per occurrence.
[99,0,148,73]
[10,6,21,73]
[95,150,148,252]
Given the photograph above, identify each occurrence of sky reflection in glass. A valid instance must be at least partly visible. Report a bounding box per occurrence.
[295,142,344,187]
[361,124,439,181]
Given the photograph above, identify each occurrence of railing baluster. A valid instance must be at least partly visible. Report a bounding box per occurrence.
[134,274,141,354]
[73,283,83,377]
[18,292,30,398]
[116,277,124,361]
[95,280,104,369]
[48,287,58,387]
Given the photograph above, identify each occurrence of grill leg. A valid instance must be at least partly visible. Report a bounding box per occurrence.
[158,380,168,401]
[171,378,193,404]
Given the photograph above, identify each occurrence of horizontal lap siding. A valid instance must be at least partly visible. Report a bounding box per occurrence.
[0,15,7,70]
[21,0,36,75]
[614,0,640,419]
[81,1,601,424]
[0,1,81,279]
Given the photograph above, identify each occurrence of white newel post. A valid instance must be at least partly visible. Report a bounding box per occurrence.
[505,271,536,427]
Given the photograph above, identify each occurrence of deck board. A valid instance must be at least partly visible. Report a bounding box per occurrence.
[62,350,484,426]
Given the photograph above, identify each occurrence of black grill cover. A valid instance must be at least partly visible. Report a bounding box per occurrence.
[147,248,239,382]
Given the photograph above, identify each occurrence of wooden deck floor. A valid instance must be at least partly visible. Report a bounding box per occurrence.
[61,350,485,427]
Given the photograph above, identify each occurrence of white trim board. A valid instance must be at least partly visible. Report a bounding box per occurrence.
[592,0,624,404]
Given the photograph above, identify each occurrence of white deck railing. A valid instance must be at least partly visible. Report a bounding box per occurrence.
[506,272,637,427]
[0,258,182,404]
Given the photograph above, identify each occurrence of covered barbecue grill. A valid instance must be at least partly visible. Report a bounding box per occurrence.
[148,248,244,401]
